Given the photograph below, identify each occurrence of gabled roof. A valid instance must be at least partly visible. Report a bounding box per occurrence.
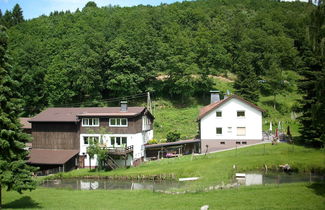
[28,149,79,165]
[198,95,265,120]
[29,107,148,122]
[20,117,32,129]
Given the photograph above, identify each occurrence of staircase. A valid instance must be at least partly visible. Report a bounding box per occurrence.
[106,154,119,170]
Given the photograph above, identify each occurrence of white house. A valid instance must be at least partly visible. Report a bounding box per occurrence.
[198,92,264,153]
[28,101,154,173]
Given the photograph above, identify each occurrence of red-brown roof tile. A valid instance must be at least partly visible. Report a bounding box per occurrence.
[28,149,79,165]
[198,95,265,120]
[29,107,146,122]
[20,117,32,129]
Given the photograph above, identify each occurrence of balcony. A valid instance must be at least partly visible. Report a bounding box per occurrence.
[104,145,134,156]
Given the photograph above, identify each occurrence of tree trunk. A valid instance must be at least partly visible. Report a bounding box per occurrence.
[89,157,91,171]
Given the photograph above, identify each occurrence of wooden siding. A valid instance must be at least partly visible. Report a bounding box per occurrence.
[80,115,144,134]
[32,122,79,150]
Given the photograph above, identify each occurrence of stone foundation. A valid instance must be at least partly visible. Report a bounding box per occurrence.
[201,139,262,153]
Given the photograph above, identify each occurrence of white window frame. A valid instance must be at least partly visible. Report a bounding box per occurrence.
[237,127,246,136]
[82,118,100,127]
[109,118,128,127]
[110,136,127,147]
[83,136,99,145]
[237,110,245,118]
[142,116,151,131]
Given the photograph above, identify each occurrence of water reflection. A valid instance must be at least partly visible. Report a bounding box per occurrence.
[236,173,324,186]
[41,179,182,191]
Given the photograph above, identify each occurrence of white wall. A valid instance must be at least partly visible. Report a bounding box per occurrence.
[79,131,152,167]
[200,98,262,140]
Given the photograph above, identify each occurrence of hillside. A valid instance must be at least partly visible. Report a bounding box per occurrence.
[6,0,312,118]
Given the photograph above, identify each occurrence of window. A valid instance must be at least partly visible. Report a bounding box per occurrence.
[242,141,247,145]
[109,118,128,127]
[227,127,232,133]
[110,137,127,147]
[142,116,151,130]
[236,141,241,144]
[216,127,222,135]
[237,127,246,136]
[220,141,225,144]
[216,111,222,117]
[82,118,99,127]
[83,136,99,145]
[237,111,245,117]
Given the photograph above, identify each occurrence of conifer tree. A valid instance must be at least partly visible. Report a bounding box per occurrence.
[234,53,259,103]
[0,26,36,208]
[298,2,324,148]
[12,4,24,25]
[2,10,12,28]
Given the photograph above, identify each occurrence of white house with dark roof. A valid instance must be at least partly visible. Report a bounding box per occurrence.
[27,101,154,173]
[198,92,264,153]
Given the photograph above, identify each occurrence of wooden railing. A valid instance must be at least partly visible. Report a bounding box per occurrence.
[104,145,134,155]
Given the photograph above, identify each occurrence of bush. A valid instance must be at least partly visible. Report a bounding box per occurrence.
[166,130,180,142]
[147,139,158,144]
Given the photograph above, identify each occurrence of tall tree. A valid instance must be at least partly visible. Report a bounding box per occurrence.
[234,53,259,103]
[2,10,12,28]
[12,4,24,25]
[298,2,325,147]
[0,26,36,208]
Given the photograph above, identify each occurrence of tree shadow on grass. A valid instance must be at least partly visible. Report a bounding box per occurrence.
[308,183,325,197]
[3,196,41,209]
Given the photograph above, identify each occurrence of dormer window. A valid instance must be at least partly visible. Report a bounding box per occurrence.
[109,118,128,127]
[237,111,245,117]
[82,118,99,127]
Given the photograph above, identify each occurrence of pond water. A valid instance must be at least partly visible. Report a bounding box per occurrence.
[236,172,324,186]
[41,173,324,191]
[41,179,183,191]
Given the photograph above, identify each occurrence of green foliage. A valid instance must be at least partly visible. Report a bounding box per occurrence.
[166,130,180,142]
[147,139,158,144]
[0,26,36,208]
[297,2,325,148]
[4,0,311,116]
[0,4,24,28]
[234,52,259,103]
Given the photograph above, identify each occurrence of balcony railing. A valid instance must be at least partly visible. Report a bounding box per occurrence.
[103,145,134,156]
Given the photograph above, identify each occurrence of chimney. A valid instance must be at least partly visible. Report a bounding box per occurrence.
[210,90,220,104]
[120,101,128,112]
[224,89,231,99]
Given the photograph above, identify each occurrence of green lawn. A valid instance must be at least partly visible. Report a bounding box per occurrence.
[49,143,325,188]
[3,183,324,209]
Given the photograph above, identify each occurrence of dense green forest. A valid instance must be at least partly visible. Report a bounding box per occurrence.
[2,0,324,146]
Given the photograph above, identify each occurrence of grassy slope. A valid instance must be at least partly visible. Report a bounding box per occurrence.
[51,144,325,187]
[153,75,302,140]
[3,183,324,209]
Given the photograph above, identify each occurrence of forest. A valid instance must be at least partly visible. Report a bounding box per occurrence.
[2,0,324,147]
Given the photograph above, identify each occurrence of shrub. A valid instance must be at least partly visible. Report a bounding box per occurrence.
[147,139,158,144]
[166,130,180,142]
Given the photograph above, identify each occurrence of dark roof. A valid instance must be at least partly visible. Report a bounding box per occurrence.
[145,139,200,149]
[29,107,146,122]
[28,149,79,165]
[20,117,32,129]
[198,95,265,120]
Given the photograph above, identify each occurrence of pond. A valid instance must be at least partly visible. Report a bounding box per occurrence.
[41,179,183,191]
[236,172,324,186]
[41,172,324,191]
